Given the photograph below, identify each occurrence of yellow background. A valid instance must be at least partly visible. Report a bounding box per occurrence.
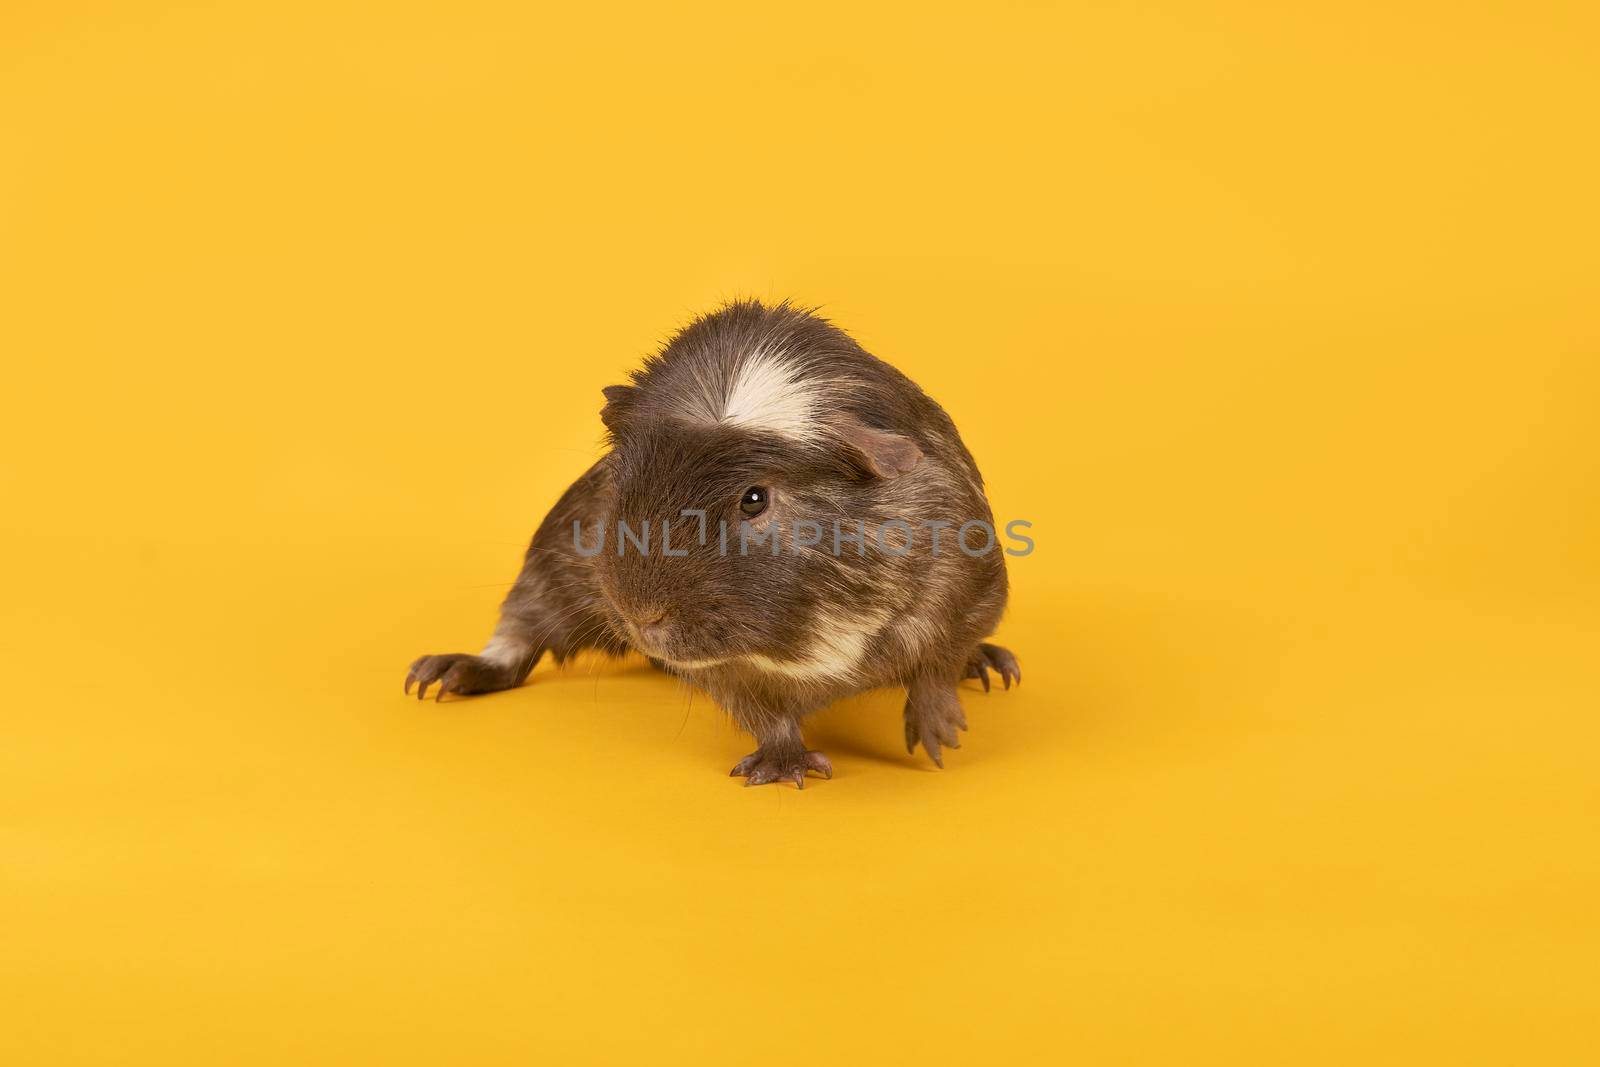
[3,2,1597,1062]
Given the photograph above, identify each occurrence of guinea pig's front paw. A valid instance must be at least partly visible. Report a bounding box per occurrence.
[404,653,513,701]
[729,747,833,788]
[904,686,969,768]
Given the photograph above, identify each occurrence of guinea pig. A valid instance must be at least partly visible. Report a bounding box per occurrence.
[405,300,1020,786]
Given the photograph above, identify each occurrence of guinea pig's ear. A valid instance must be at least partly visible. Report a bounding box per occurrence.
[836,417,923,479]
[600,384,638,433]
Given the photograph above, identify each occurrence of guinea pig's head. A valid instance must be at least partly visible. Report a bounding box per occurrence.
[592,381,923,668]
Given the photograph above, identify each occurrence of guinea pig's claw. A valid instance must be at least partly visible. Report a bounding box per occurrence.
[966,643,1021,691]
[405,652,519,703]
[906,723,944,767]
[731,748,833,787]
[905,684,970,768]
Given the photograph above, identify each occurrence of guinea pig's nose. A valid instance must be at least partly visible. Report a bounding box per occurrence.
[633,609,669,645]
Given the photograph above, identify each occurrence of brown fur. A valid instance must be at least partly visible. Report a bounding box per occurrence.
[405,301,1019,786]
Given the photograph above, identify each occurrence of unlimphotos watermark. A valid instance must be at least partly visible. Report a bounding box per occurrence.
[573,513,1034,558]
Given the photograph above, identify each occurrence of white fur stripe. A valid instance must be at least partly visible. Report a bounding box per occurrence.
[718,347,823,441]
[745,607,888,681]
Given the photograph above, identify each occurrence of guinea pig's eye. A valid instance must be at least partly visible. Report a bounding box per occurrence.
[739,486,769,517]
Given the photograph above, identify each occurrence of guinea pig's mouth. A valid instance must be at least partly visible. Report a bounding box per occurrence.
[655,653,730,670]
[620,617,729,670]
[634,638,730,671]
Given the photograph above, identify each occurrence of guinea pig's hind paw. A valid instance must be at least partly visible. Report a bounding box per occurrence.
[730,749,833,788]
[965,643,1022,691]
[904,686,970,768]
